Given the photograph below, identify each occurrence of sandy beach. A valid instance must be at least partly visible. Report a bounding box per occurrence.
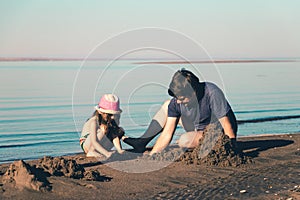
[0,133,299,200]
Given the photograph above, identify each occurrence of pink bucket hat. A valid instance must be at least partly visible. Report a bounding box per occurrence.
[95,94,122,114]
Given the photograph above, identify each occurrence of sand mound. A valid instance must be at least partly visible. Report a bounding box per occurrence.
[37,156,109,181]
[1,157,108,192]
[145,124,252,167]
[179,124,252,167]
[2,160,50,191]
[37,156,85,179]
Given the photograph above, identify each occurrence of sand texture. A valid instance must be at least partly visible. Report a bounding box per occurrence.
[0,133,299,200]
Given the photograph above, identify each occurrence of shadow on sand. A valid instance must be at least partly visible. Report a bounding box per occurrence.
[238,139,294,158]
[81,149,143,167]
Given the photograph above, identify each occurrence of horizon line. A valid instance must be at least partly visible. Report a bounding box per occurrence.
[0,56,299,63]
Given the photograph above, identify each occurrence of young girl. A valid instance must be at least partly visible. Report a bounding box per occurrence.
[80,94,125,158]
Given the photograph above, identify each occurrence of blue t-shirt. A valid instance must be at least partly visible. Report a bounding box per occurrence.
[168,82,232,131]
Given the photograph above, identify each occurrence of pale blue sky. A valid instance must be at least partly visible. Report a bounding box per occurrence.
[0,0,299,58]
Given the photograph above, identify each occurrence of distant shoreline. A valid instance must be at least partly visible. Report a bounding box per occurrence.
[133,59,299,65]
[0,57,299,63]
[0,57,83,62]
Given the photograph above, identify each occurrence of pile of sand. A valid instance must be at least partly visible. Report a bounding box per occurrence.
[145,124,252,167]
[1,156,109,191]
[2,160,50,191]
[37,156,107,181]
[180,124,252,167]
[180,134,252,167]
[37,156,85,179]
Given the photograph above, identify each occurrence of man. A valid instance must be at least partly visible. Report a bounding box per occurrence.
[123,69,237,155]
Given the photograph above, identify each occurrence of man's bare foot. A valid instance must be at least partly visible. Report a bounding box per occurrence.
[86,150,103,158]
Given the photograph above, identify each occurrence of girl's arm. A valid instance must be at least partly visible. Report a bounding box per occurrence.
[112,137,125,154]
[90,119,112,158]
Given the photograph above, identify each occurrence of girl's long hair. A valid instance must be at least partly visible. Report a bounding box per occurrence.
[92,111,124,136]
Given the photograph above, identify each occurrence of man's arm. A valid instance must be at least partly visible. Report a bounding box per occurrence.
[218,116,236,138]
[149,117,178,155]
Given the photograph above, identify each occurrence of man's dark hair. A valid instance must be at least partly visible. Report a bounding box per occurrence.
[168,69,201,98]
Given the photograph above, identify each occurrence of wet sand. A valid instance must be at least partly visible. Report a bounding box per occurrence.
[0,133,299,200]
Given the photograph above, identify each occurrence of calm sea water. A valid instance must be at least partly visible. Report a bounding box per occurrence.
[0,60,299,163]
